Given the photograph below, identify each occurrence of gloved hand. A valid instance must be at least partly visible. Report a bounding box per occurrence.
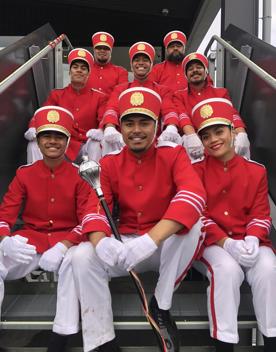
[118,233,158,271]
[24,127,37,141]
[239,235,260,268]
[86,128,104,142]
[223,238,248,265]
[183,133,204,160]
[95,237,125,267]
[234,132,250,158]
[39,242,68,272]
[159,125,182,144]
[103,126,124,145]
[0,235,37,264]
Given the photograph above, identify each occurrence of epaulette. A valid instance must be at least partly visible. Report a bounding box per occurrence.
[91,88,106,95]
[72,162,79,169]
[156,140,178,148]
[18,162,35,169]
[243,157,265,168]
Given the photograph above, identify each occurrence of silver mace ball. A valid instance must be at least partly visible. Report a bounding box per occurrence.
[78,156,103,197]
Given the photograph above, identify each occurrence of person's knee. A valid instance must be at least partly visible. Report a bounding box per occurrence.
[71,242,96,269]
[213,257,244,286]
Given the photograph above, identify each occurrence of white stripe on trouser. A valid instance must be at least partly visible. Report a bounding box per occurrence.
[71,219,203,352]
[198,245,276,343]
[53,246,80,335]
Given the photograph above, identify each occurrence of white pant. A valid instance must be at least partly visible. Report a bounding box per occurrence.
[0,248,75,330]
[66,220,203,352]
[198,245,276,343]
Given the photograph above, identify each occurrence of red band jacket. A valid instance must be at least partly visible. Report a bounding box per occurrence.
[82,141,206,237]
[193,155,272,248]
[87,62,128,95]
[0,160,90,253]
[30,85,107,160]
[101,80,179,129]
[149,61,188,92]
[173,82,245,130]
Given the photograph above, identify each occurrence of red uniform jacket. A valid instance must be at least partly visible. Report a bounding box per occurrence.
[87,62,128,95]
[30,85,107,160]
[193,155,272,248]
[82,141,206,237]
[173,82,245,130]
[149,61,188,92]
[0,160,90,253]
[101,80,179,129]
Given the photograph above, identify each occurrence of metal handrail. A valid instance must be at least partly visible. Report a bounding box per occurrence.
[204,34,276,90]
[0,33,73,95]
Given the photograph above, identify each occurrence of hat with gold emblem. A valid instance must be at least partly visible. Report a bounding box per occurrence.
[163,30,187,48]
[68,48,94,71]
[129,42,156,63]
[118,87,161,121]
[191,98,234,133]
[34,106,74,137]
[183,52,208,76]
[92,31,114,49]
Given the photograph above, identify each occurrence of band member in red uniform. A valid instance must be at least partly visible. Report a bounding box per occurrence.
[87,31,128,95]
[0,106,90,351]
[62,87,206,352]
[149,30,187,91]
[101,41,181,154]
[192,98,276,352]
[25,48,107,163]
[173,52,250,160]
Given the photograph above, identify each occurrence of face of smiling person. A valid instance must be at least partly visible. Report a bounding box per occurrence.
[200,125,235,162]
[186,61,206,85]
[131,54,152,81]
[94,45,111,65]
[37,131,68,161]
[121,114,156,156]
[69,61,89,88]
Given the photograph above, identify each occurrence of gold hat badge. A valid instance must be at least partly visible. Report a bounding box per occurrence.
[47,110,60,123]
[189,53,198,61]
[200,104,213,119]
[100,34,107,41]
[77,50,86,57]
[130,92,144,106]
[137,43,146,51]
[171,33,178,39]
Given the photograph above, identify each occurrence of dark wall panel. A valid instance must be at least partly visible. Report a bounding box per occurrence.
[223,25,276,202]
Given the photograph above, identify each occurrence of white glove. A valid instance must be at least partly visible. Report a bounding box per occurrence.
[86,128,104,142]
[223,238,248,265]
[24,127,37,141]
[0,235,37,264]
[234,132,250,158]
[95,237,125,267]
[118,234,158,271]
[39,242,68,272]
[239,236,260,268]
[184,133,204,160]
[103,126,124,145]
[159,125,182,144]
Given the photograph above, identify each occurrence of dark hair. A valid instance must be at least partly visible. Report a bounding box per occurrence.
[70,59,89,71]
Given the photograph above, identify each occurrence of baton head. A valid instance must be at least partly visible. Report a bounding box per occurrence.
[79,156,103,196]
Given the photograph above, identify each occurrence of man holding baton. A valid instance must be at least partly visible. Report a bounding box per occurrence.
[72,87,206,352]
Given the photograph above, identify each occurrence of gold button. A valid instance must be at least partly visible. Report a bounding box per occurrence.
[137,159,142,164]
[99,76,102,79]
[51,174,55,179]
[49,220,54,225]
[228,231,232,235]
[75,122,79,127]
[76,108,79,112]
[224,211,229,216]
[100,66,103,69]
[48,233,51,237]
[222,190,227,194]
[138,185,143,191]
[79,133,83,137]
[224,167,228,172]
[50,198,55,203]
[99,88,102,90]
[198,92,201,95]
[137,212,142,217]
[177,73,180,76]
